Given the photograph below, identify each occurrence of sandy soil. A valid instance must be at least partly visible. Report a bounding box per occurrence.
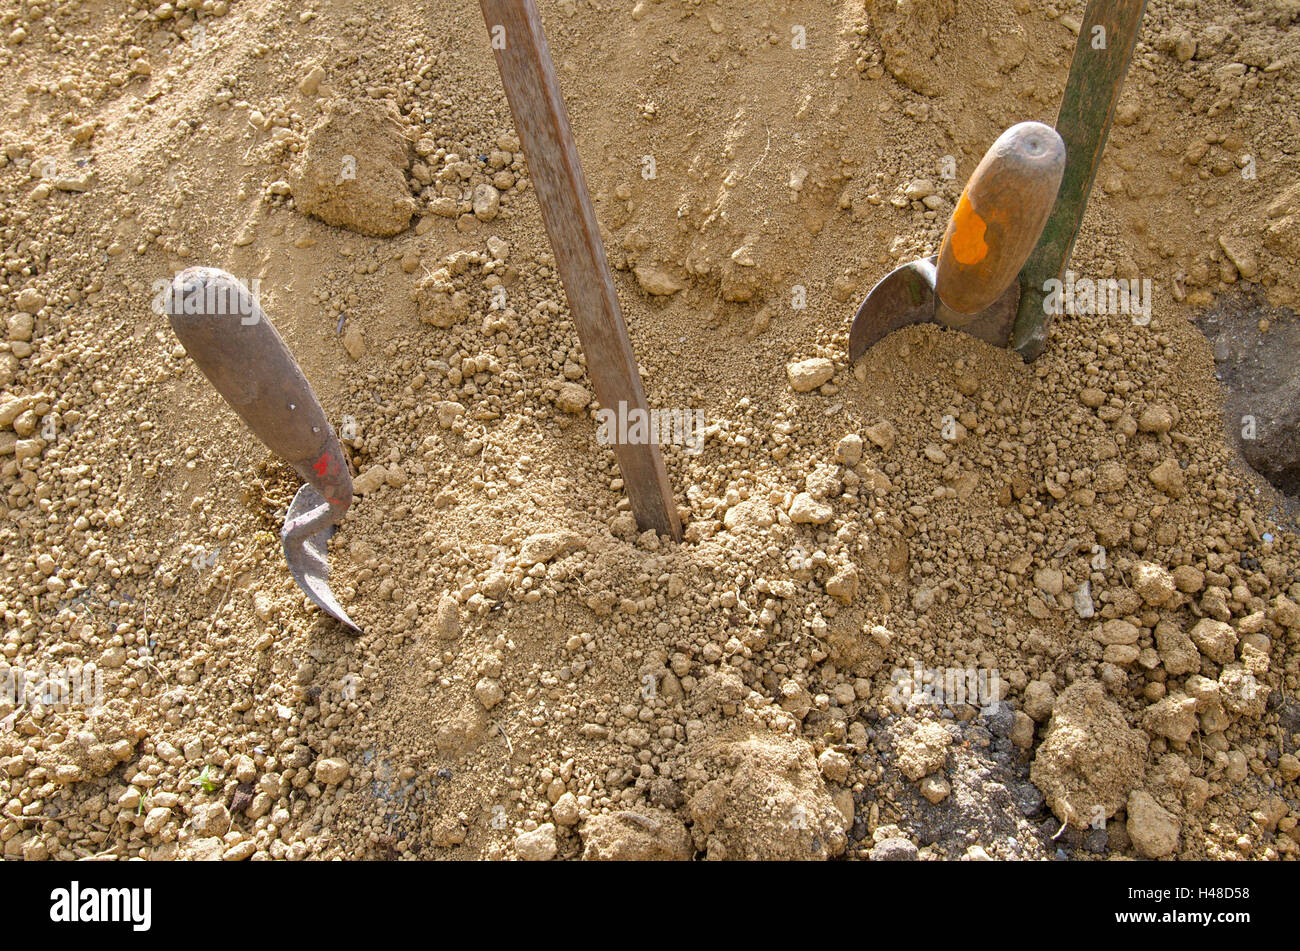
[0,0,1298,861]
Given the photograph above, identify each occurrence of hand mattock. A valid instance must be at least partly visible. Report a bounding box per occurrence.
[166,267,360,633]
[848,122,1066,361]
[847,0,1146,361]
[479,0,682,541]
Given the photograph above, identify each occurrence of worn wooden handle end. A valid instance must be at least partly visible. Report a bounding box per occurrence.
[935,121,1065,316]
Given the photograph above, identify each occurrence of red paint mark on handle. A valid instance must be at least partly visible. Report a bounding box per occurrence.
[313,453,331,478]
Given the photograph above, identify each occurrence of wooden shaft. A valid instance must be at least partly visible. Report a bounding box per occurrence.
[1012,0,1147,360]
[935,122,1065,316]
[479,0,681,540]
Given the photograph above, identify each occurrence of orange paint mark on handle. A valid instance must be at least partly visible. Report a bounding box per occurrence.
[950,192,989,266]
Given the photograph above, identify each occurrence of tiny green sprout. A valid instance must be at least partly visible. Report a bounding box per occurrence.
[194,765,218,793]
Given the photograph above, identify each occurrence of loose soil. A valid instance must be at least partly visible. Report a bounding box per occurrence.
[1,0,1298,861]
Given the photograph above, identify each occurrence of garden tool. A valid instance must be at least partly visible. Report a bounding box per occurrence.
[478,0,682,539]
[850,0,1146,361]
[848,121,1066,361]
[164,267,360,632]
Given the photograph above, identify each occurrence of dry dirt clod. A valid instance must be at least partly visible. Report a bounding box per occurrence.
[634,265,682,296]
[786,358,834,392]
[555,382,592,414]
[514,823,557,861]
[314,758,350,785]
[895,720,952,781]
[1127,790,1181,858]
[580,809,692,861]
[1031,680,1148,829]
[291,99,417,237]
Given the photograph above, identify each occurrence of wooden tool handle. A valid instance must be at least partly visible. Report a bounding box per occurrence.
[1012,0,1147,360]
[935,122,1065,316]
[165,267,353,517]
[479,0,681,539]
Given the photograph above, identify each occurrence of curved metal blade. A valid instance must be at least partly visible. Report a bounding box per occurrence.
[283,483,360,632]
[935,279,1022,348]
[848,257,938,363]
[849,254,1023,359]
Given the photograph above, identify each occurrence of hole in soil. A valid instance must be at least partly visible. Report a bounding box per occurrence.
[1193,291,1300,510]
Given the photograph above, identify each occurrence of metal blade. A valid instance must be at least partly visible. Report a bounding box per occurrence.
[848,257,938,363]
[935,279,1022,348]
[283,483,360,632]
